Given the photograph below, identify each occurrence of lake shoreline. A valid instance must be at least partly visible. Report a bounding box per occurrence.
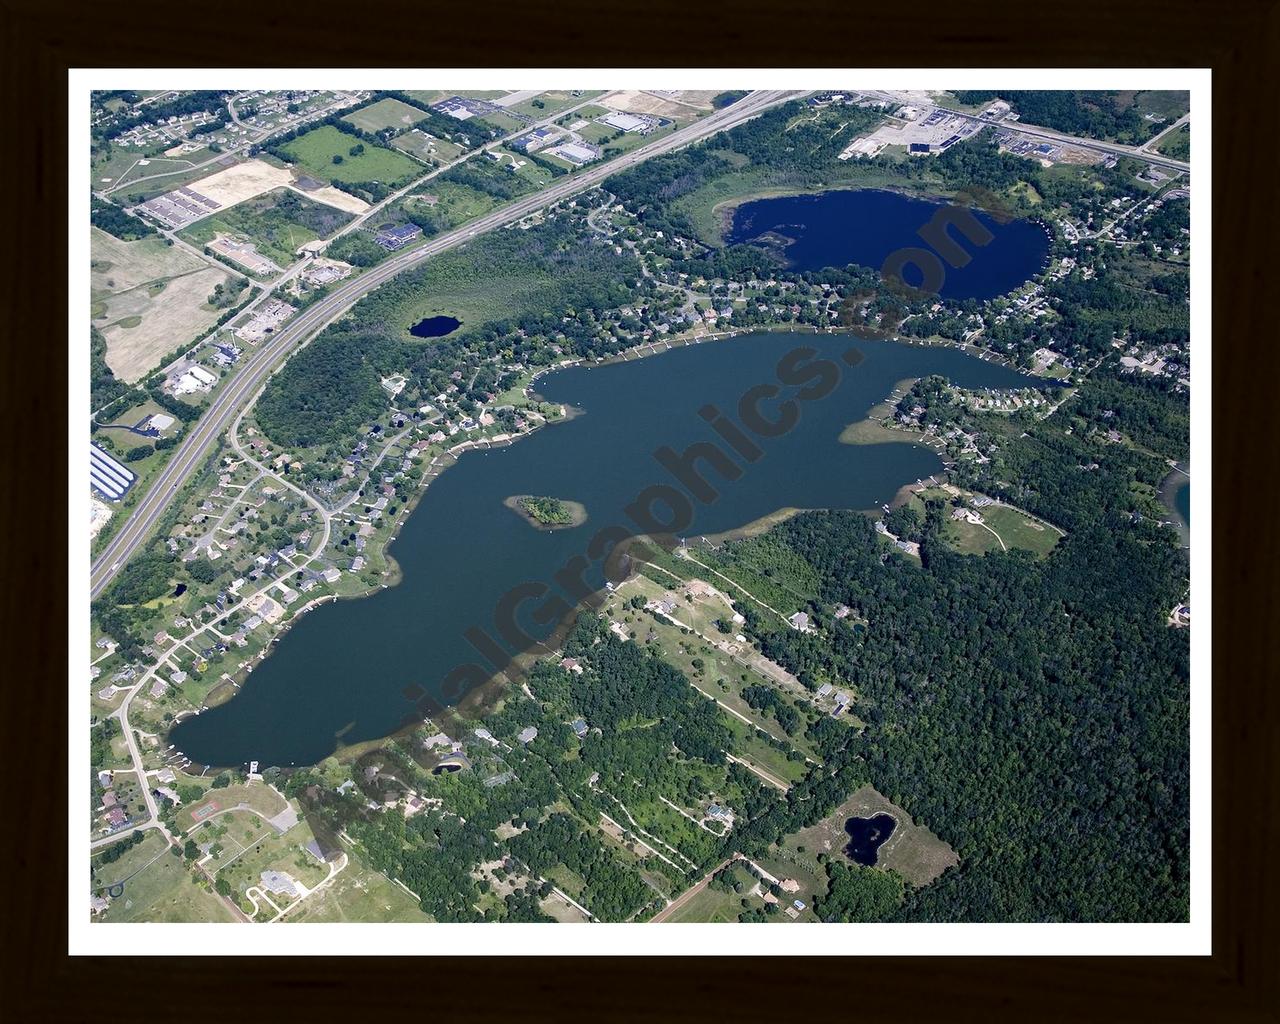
[171,327,1047,769]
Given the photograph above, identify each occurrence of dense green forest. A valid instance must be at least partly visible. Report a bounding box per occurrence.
[91,196,156,240]
[951,91,1177,145]
[254,328,394,448]
[734,414,1189,921]
[90,327,130,413]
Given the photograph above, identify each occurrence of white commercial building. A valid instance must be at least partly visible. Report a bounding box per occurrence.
[90,443,137,501]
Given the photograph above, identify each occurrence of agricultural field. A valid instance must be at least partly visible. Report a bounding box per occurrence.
[342,96,429,135]
[278,126,423,187]
[91,227,240,383]
[178,187,353,266]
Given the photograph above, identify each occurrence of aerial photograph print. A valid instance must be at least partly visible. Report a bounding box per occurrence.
[78,75,1200,947]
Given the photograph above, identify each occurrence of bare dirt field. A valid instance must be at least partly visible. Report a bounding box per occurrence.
[91,228,236,382]
[98,268,230,381]
[599,90,710,122]
[288,183,370,215]
[190,159,295,208]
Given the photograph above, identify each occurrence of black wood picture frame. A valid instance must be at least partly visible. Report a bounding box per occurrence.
[3,0,1274,1018]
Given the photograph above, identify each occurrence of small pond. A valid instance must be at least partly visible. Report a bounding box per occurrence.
[408,315,462,339]
[844,813,897,866]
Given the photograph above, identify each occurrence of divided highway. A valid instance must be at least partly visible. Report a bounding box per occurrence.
[89,90,798,600]
[942,108,1192,174]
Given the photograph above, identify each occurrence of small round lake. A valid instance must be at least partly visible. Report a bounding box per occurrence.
[727,189,1050,301]
[408,315,462,339]
[844,813,897,866]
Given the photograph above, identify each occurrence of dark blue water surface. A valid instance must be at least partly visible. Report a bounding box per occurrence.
[1175,481,1190,525]
[408,315,462,338]
[170,331,1045,768]
[727,189,1050,300]
[844,813,896,866]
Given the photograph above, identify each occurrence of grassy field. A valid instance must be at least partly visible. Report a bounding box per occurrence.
[178,781,289,832]
[1156,123,1191,161]
[91,227,237,383]
[404,90,508,107]
[475,109,525,134]
[279,126,423,187]
[661,881,744,922]
[343,97,428,135]
[607,573,820,767]
[902,485,1061,558]
[402,179,497,232]
[93,149,201,191]
[1128,90,1191,122]
[95,846,237,922]
[507,91,602,119]
[92,830,171,889]
[213,819,329,907]
[285,854,430,922]
[778,784,958,888]
[494,147,559,188]
[190,808,275,870]
[391,129,464,165]
[178,187,353,266]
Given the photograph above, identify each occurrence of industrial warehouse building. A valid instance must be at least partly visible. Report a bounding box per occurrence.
[90,443,137,501]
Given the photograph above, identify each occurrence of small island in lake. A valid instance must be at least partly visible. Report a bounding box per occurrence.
[504,494,587,530]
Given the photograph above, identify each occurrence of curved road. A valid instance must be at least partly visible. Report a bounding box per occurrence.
[90,90,798,599]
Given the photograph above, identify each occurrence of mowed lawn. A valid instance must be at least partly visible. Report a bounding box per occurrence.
[279,126,423,186]
[178,781,289,832]
[343,97,429,134]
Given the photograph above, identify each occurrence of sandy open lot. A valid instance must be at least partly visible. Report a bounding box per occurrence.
[289,183,370,215]
[92,227,237,382]
[599,90,710,121]
[95,262,233,382]
[189,159,295,208]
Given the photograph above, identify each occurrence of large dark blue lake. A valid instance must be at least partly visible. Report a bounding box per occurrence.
[726,189,1050,300]
[170,331,1044,768]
